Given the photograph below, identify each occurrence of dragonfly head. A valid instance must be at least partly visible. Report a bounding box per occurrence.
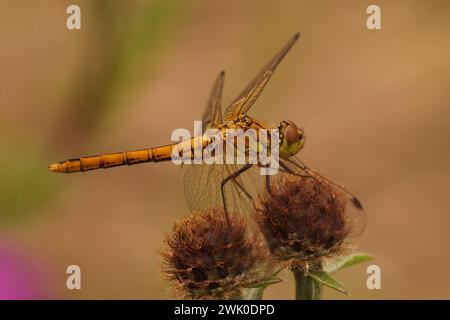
[277,120,305,158]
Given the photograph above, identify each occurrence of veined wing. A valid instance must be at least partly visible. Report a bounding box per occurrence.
[202,71,225,132]
[183,162,262,217]
[280,156,367,237]
[223,33,300,121]
[183,122,264,217]
[187,70,260,217]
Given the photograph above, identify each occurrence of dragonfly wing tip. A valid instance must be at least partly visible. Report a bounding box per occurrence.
[351,196,364,210]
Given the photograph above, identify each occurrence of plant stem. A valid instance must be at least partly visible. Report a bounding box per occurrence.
[292,268,322,300]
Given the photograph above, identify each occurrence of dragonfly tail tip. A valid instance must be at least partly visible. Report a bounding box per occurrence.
[48,163,60,173]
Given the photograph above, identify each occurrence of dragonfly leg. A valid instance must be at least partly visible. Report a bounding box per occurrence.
[265,175,272,194]
[279,161,312,178]
[221,164,253,225]
[233,178,253,201]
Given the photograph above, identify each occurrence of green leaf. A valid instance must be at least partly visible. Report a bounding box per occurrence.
[242,275,283,300]
[241,288,263,300]
[323,253,373,274]
[309,271,347,295]
[271,267,284,277]
[244,276,282,289]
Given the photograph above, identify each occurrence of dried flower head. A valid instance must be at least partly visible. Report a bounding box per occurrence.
[161,209,263,299]
[254,174,354,271]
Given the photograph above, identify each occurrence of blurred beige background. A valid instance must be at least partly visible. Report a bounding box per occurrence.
[1,0,450,299]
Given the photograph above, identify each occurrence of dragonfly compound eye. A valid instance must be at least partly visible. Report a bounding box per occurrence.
[284,122,300,144]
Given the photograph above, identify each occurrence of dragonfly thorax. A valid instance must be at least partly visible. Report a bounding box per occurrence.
[219,114,254,131]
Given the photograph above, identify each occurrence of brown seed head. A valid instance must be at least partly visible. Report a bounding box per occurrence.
[254,175,353,270]
[161,209,262,299]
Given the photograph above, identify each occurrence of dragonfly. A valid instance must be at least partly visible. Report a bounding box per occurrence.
[48,33,365,233]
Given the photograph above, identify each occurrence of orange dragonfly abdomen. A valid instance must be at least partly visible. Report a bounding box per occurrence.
[48,137,210,173]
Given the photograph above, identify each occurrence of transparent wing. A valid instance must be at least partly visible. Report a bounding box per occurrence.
[202,71,225,132]
[183,162,263,217]
[223,33,300,121]
[279,156,367,237]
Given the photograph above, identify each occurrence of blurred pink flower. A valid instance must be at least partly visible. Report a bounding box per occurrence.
[0,239,53,300]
